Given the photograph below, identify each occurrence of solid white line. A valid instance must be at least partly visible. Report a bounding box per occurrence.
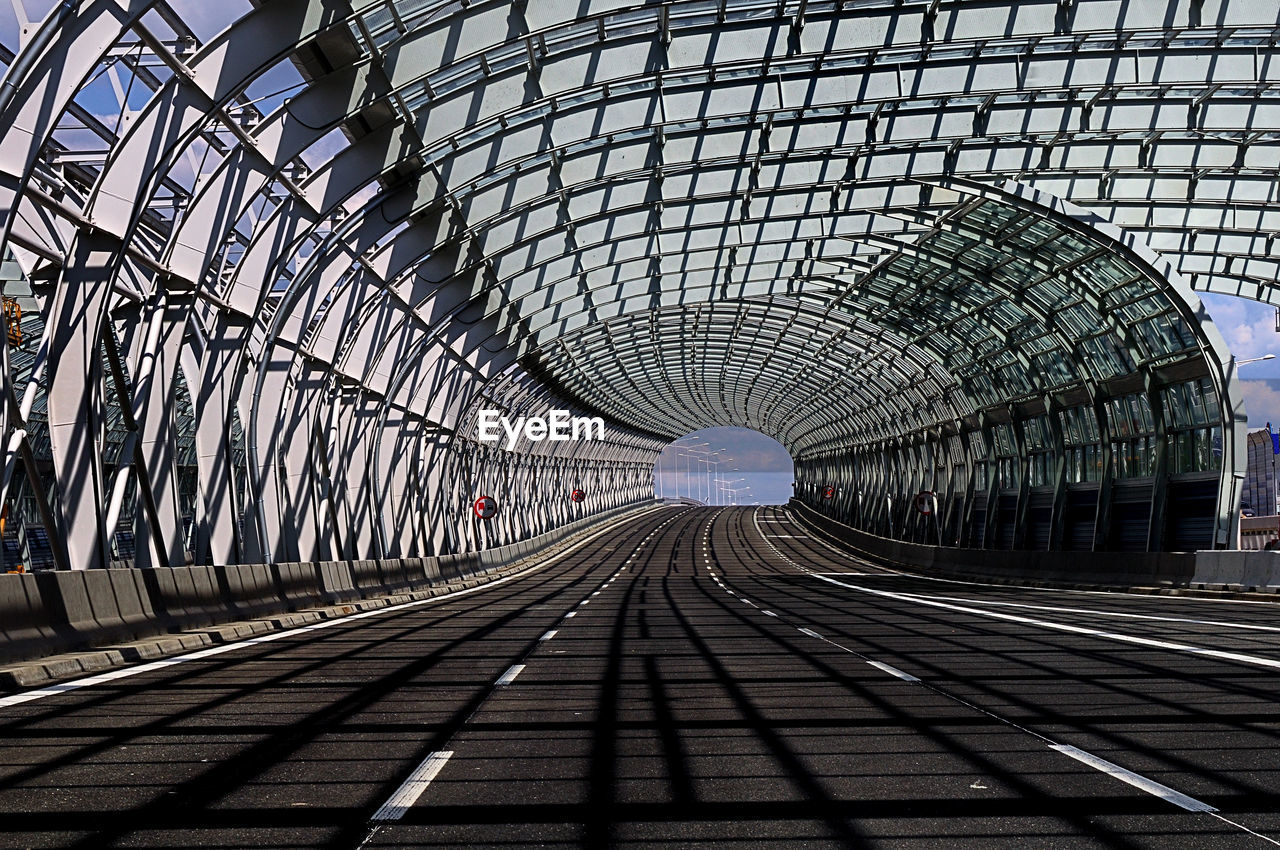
[891,592,1280,635]
[799,627,823,640]
[539,630,558,642]
[371,750,454,821]
[810,572,879,577]
[766,535,809,539]
[495,664,525,686]
[0,507,671,711]
[866,660,920,682]
[811,574,1280,672]
[783,507,1280,608]
[1050,745,1216,812]
[0,569,530,710]
[754,513,1280,844]
[889,563,1280,607]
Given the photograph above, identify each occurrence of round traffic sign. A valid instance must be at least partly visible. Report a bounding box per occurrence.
[822,485,836,500]
[473,496,498,519]
[570,488,585,503]
[914,490,936,515]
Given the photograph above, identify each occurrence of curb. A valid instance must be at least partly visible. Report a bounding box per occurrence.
[0,503,671,693]
[0,577,476,691]
[787,504,1280,604]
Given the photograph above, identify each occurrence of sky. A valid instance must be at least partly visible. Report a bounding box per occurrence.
[653,427,794,505]
[0,2,250,46]
[1200,293,1280,432]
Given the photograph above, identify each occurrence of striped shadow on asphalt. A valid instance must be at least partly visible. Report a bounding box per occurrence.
[1050,746,1215,813]
[371,751,454,822]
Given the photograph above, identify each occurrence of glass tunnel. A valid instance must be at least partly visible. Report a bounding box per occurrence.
[0,0,1271,572]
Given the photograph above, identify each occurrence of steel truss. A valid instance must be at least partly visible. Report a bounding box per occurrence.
[0,0,1269,568]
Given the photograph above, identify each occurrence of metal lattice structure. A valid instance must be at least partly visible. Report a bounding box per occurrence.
[0,0,1270,570]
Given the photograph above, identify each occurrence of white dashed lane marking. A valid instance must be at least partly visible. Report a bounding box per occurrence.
[749,507,1278,841]
[371,751,454,822]
[810,574,1280,673]
[1051,746,1216,813]
[495,664,525,686]
[866,660,920,682]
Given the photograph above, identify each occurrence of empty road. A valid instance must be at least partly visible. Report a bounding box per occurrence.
[1,506,1278,848]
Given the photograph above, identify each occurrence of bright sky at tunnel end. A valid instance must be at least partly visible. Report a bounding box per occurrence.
[654,427,794,505]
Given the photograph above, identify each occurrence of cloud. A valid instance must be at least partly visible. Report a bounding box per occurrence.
[1,2,253,60]
[1200,293,1280,379]
[664,426,794,471]
[1239,380,1280,432]
[166,1,255,41]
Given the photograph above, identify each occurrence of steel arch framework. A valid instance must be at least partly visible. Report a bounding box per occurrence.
[0,0,1269,570]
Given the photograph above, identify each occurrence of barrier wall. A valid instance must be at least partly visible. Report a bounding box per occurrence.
[788,500,1199,586]
[1189,550,1280,588]
[789,500,1280,590]
[0,500,662,666]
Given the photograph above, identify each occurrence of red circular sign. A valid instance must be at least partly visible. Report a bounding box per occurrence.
[822,485,836,500]
[473,496,498,519]
[914,491,936,515]
[570,488,585,503]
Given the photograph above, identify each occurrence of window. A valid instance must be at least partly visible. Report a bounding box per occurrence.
[1106,394,1156,478]
[1060,405,1103,483]
[1162,379,1222,474]
[1022,415,1057,487]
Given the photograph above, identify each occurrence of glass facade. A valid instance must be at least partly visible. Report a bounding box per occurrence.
[0,0,1256,567]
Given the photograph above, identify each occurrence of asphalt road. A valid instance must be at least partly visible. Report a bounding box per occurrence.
[1,506,1279,849]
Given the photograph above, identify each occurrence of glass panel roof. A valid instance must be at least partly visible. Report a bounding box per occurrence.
[515,186,1217,456]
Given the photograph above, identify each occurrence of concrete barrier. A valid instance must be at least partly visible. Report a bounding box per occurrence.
[107,569,156,631]
[788,500,1198,588]
[0,575,58,657]
[315,561,358,603]
[0,499,664,666]
[377,559,412,591]
[1191,550,1280,588]
[81,570,151,643]
[141,567,213,630]
[351,559,383,591]
[401,558,430,589]
[41,572,99,640]
[222,563,286,616]
[273,562,326,609]
[440,553,465,581]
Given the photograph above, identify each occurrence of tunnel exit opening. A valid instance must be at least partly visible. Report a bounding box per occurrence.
[653,427,794,506]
